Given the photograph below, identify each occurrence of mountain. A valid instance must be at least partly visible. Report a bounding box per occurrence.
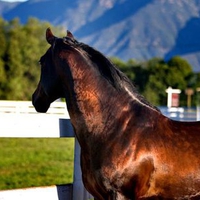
[0,0,19,14]
[0,0,200,72]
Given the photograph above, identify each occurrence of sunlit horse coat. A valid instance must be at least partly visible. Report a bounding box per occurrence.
[32,28,200,200]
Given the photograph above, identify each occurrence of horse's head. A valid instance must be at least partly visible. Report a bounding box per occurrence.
[32,28,74,112]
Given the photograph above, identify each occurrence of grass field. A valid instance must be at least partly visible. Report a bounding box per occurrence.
[0,138,74,190]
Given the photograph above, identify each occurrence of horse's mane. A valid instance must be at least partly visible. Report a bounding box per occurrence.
[63,37,160,112]
[79,43,130,89]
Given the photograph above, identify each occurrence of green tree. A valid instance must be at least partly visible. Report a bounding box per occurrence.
[195,73,200,88]
[3,18,24,99]
[0,17,7,98]
[166,56,193,89]
[143,58,168,105]
[166,56,194,106]
[0,17,63,100]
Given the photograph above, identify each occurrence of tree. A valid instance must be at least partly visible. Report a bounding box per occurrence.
[166,56,193,89]
[0,17,7,98]
[195,73,200,88]
[0,17,63,100]
[143,58,168,105]
[166,56,194,106]
[4,18,25,99]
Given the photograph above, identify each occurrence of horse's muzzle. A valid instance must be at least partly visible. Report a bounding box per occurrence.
[32,96,50,113]
[32,85,51,113]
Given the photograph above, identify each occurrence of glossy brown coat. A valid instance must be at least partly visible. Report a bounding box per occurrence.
[32,28,200,200]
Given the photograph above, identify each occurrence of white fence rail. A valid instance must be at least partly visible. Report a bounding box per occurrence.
[0,100,68,115]
[0,185,73,200]
[0,100,93,200]
[0,101,69,137]
[197,106,200,121]
[160,107,197,121]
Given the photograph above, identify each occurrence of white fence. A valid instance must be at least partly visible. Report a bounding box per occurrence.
[159,106,197,121]
[0,101,93,200]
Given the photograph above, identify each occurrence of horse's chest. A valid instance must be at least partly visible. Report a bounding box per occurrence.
[81,152,132,191]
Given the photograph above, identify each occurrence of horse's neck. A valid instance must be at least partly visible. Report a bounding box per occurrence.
[62,53,159,141]
[66,72,119,133]
[65,74,159,140]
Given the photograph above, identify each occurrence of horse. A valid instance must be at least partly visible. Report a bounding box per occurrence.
[32,28,200,200]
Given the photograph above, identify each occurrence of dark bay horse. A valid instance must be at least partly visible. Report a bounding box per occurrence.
[32,28,200,200]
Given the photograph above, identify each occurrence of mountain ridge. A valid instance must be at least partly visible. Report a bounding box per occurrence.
[0,0,200,72]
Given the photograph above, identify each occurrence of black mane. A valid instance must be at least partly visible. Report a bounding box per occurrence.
[78,42,133,90]
[63,37,160,112]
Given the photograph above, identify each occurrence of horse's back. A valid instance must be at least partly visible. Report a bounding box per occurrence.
[168,119,200,144]
[144,117,200,199]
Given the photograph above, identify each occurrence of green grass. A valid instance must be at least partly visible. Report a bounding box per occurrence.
[0,138,74,190]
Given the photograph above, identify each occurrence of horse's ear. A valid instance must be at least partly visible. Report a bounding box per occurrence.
[66,30,74,40]
[46,28,56,45]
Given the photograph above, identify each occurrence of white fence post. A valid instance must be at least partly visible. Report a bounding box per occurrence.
[59,118,93,200]
[72,138,93,200]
